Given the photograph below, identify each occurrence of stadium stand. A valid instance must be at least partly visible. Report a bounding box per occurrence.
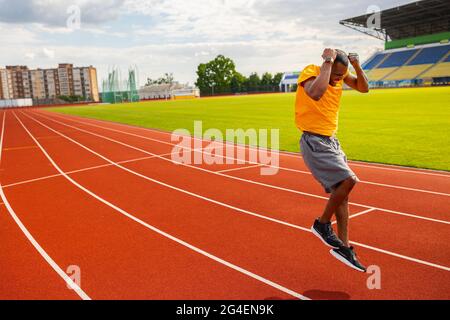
[361,53,389,70]
[366,67,398,81]
[383,64,433,81]
[362,44,450,83]
[280,1,450,90]
[279,72,300,92]
[408,45,450,65]
[421,62,450,78]
[340,0,450,87]
[138,83,199,100]
[377,50,418,68]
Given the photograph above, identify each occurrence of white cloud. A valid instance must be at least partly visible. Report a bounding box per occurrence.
[126,0,310,41]
[0,0,415,84]
[25,52,36,60]
[0,0,126,26]
[43,47,55,59]
[0,23,39,44]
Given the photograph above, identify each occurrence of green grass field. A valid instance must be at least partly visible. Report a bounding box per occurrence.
[49,86,450,171]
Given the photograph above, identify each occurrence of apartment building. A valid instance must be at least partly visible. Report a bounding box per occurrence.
[0,64,99,102]
[30,69,46,99]
[0,68,13,99]
[73,66,100,102]
[57,63,74,97]
[44,68,59,98]
[4,66,29,99]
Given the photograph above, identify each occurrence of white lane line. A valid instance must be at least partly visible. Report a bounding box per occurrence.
[259,165,450,197]
[278,148,450,175]
[0,112,91,300]
[2,157,151,189]
[350,180,449,197]
[41,111,450,195]
[351,240,450,271]
[15,110,310,301]
[216,164,266,173]
[23,111,450,272]
[342,161,450,176]
[332,208,377,225]
[44,110,450,179]
[33,111,450,225]
[2,149,201,189]
[4,173,63,189]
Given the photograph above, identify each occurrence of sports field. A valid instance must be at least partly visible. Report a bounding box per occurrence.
[49,86,450,171]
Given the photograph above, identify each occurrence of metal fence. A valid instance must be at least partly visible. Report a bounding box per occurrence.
[0,99,33,108]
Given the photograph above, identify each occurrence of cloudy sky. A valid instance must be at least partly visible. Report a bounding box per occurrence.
[0,0,415,86]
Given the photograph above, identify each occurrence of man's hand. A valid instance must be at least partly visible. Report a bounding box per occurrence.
[348,52,361,69]
[344,52,369,93]
[322,48,337,62]
[303,48,336,101]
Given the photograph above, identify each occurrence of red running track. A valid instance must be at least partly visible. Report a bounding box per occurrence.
[0,109,449,300]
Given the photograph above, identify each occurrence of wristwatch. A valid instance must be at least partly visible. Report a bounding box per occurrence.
[324,57,334,64]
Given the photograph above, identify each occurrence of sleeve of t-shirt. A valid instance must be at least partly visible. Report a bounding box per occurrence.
[297,64,319,86]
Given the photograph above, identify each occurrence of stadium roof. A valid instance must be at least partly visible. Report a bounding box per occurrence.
[339,0,450,41]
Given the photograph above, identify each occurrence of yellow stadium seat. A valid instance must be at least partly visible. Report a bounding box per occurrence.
[367,67,397,81]
[383,64,433,80]
[419,62,450,78]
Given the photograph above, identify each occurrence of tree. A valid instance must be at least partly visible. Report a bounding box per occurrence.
[58,95,85,102]
[159,73,174,84]
[195,54,286,94]
[145,73,175,86]
[230,72,246,93]
[272,72,283,87]
[195,55,237,95]
[195,63,211,94]
[245,72,261,92]
[261,72,273,86]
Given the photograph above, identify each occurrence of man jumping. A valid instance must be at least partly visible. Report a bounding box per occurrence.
[295,48,369,272]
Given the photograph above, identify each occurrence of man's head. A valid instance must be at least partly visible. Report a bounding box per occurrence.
[330,49,349,86]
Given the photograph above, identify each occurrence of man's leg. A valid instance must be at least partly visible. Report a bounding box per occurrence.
[311,176,356,249]
[319,176,357,224]
[325,179,366,272]
[335,197,349,247]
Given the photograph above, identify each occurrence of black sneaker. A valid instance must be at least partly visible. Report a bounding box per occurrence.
[330,246,367,272]
[310,218,344,249]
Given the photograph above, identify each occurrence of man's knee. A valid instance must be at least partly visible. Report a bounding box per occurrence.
[339,176,357,193]
[345,176,358,187]
[331,176,358,193]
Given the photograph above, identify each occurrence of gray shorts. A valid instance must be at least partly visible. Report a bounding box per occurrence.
[300,132,359,193]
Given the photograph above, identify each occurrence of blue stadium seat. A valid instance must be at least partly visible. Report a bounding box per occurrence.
[408,45,450,65]
[362,53,386,70]
[378,49,417,68]
[285,74,299,80]
[445,54,450,62]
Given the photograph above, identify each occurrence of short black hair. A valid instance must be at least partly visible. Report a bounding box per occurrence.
[335,49,349,67]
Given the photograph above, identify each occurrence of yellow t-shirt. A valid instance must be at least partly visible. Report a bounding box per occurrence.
[295,64,348,137]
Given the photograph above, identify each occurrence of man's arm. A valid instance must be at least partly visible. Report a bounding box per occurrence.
[344,53,369,93]
[303,48,336,101]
